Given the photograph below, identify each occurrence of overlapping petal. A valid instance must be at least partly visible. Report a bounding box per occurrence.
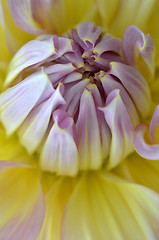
[0,161,45,240]
[62,172,159,240]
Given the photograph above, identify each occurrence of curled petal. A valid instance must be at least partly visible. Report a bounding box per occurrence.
[0,161,45,240]
[18,83,66,153]
[8,0,44,34]
[123,25,155,76]
[76,89,103,170]
[100,89,133,169]
[40,110,78,176]
[94,34,122,56]
[76,22,102,50]
[110,62,151,118]
[5,38,56,87]
[134,124,159,160]
[0,71,53,135]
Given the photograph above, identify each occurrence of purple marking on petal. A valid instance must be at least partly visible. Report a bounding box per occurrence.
[134,124,159,160]
[122,25,155,76]
[8,0,45,34]
[40,110,78,176]
[99,89,134,169]
[110,62,151,118]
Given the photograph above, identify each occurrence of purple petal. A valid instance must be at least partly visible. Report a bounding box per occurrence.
[110,62,151,118]
[149,105,159,144]
[40,110,78,176]
[123,25,155,76]
[99,89,134,169]
[99,72,140,126]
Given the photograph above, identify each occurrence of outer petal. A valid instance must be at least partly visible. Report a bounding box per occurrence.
[37,177,76,240]
[8,0,44,34]
[62,172,159,240]
[0,71,53,135]
[1,0,33,53]
[100,89,133,169]
[40,110,78,176]
[18,83,66,153]
[5,38,56,87]
[0,161,45,240]
[116,153,159,194]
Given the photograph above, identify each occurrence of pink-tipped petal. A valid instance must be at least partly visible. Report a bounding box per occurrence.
[123,25,155,76]
[100,89,133,169]
[76,89,103,170]
[134,124,159,160]
[5,38,56,87]
[40,110,78,176]
[8,0,45,34]
[110,62,151,118]
[0,71,53,135]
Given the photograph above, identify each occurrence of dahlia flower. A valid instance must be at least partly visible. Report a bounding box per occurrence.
[0,0,159,239]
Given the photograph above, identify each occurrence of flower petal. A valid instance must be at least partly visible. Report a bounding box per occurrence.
[0,161,45,240]
[18,83,66,154]
[0,71,53,135]
[8,0,44,34]
[110,62,151,118]
[76,89,103,170]
[37,177,76,240]
[134,124,159,160]
[40,110,78,176]
[99,89,133,169]
[5,38,56,87]
[122,25,155,77]
[62,172,159,240]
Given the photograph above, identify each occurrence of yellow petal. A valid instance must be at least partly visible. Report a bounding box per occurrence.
[62,172,159,240]
[0,162,45,240]
[115,153,159,194]
[97,0,156,38]
[37,177,77,240]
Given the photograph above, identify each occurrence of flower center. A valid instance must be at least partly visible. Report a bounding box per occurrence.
[0,22,154,176]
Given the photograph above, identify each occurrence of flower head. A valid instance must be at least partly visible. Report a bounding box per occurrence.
[0,1,159,240]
